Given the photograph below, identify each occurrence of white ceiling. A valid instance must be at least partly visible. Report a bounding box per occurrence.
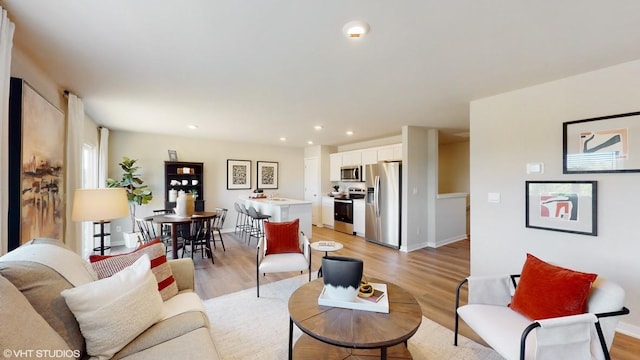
[4,1,640,147]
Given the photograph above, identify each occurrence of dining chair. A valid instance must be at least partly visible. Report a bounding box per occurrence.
[211,208,228,251]
[181,217,214,264]
[135,217,156,244]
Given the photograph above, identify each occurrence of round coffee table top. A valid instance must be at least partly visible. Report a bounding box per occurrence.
[288,277,422,350]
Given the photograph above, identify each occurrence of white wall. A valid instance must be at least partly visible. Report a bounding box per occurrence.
[107,130,305,244]
[470,59,640,334]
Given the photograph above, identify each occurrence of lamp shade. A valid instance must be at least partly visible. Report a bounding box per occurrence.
[71,188,130,222]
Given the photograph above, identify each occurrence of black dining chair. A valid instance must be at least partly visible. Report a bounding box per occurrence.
[181,217,214,264]
[211,208,228,251]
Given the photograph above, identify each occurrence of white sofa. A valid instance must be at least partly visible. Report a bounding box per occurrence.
[0,238,220,359]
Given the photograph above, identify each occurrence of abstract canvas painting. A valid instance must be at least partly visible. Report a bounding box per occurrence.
[8,78,65,250]
[525,181,597,236]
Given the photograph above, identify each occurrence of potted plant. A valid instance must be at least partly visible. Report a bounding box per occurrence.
[107,157,153,246]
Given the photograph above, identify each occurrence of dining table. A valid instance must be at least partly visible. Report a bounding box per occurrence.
[147,211,217,259]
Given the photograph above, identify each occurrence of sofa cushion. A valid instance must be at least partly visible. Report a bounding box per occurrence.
[458,304,536,360]
[112,311,211,359]
[264,219,301,255]
[0,261,85,356]
[114,327,220,360]
[0,275,77,359]
[90,239,179,301]
[509,253,597,320]
[61,255,164,360]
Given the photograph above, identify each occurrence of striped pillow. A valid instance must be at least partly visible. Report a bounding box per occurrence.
[89,239,178,301]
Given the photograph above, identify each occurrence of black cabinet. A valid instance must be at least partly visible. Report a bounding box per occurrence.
[164,161,205,211]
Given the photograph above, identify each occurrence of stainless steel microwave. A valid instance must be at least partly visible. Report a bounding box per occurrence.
[340,165,362,182]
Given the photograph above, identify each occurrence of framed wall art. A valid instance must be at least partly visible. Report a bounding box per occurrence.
[227,159,251,190]
[525,181,597,236]
[563,111,640,173]
[8,77,66,251]
[257,161,278,189]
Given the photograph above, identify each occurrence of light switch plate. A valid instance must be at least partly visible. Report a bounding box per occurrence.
[488,192,501,203]
[526,163,544,174]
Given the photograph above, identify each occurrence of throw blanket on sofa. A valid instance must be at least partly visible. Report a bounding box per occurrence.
[0,241,97,286]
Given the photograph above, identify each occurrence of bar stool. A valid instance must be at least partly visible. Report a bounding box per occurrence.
[247,206,270,246]
[234,202,246,234]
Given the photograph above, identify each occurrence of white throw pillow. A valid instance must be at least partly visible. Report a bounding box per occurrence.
[61,254,164,360]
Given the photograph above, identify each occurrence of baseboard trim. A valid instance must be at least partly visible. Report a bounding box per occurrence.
[618,322,640,339]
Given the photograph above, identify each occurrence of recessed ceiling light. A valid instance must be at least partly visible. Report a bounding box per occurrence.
[280,137,287,142]
[314,125,323,131]
[307,140,314,145]
[343,20,370,38]
[346,130,354,136]
[187,124,198,130]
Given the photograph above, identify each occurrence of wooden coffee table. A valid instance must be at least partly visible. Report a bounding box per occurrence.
[288,278,422,359]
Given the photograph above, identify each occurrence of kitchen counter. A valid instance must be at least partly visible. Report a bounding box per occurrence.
[246,197,312,206]
[244,197,313,238]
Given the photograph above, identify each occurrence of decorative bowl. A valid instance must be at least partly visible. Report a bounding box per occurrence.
[322,256,363,302]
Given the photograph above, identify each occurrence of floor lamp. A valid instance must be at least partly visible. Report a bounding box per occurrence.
[72,188,130,255]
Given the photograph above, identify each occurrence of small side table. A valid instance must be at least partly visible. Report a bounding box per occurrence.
[310,241,343,277]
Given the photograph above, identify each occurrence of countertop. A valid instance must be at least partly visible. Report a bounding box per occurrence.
[245,197,312,206]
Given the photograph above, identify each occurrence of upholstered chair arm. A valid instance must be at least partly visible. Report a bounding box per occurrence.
[466,275,514,306]
[300,232,311,262]
[256,237,265,264]
[168,258,195,292]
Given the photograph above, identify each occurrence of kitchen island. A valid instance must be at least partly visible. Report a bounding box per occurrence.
[244,197,313,239]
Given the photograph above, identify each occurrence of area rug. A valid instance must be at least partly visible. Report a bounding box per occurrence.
[203,275,503,360]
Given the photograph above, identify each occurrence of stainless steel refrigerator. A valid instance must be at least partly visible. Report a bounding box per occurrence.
[365,161,401,249]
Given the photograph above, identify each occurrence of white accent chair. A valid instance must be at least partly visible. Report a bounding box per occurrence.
[256,229,311,297]
[455,275,629,360]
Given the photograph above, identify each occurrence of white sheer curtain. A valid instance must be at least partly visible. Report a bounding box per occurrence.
[98,127,109,187]
[65,94,84,254]
[0,7,14,256]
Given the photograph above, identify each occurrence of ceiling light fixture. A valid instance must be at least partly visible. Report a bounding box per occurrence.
[346,130,354,136]
[280,137,287,142]
[314,125,323,131]
[343,20,370,38]
[188,124,198,130]
[307,140,314,145]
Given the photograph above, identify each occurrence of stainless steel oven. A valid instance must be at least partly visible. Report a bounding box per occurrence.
[334,198,354,234]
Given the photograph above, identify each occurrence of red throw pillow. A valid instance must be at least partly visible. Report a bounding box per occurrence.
[509,253,597,320]
[264,219,302,255]
[89,239,178,301]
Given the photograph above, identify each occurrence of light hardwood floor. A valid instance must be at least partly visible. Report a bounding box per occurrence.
[189,226,638,359]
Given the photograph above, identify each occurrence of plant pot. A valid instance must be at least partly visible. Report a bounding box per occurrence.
[322,256,363,302]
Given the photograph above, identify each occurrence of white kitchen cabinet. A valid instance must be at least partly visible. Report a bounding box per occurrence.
[329,153,342,181]
[322,196,334,228]
[377,146,394,161]
[361,149,377,165]
[392,143,403,160]
[341,151,362,166]
[353,199,365,236]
